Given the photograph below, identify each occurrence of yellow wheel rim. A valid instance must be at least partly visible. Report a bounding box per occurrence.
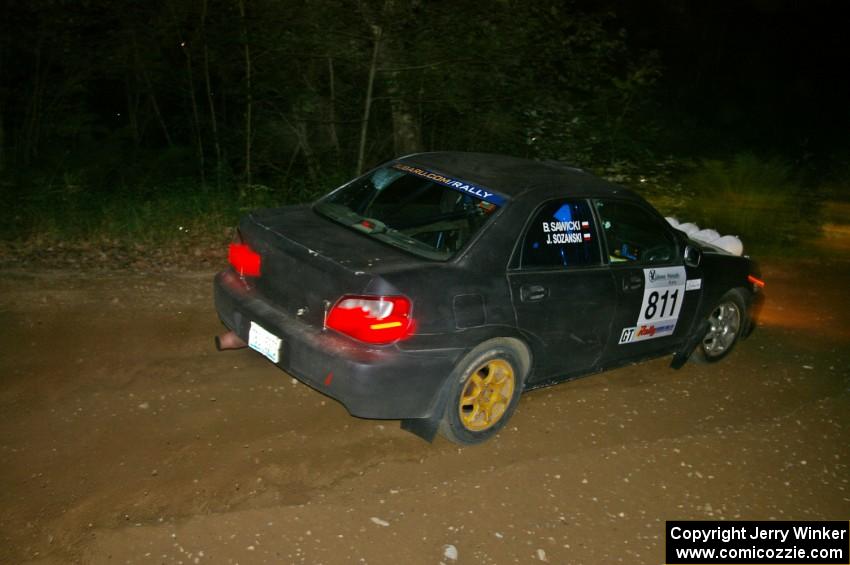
[458,359,515,432]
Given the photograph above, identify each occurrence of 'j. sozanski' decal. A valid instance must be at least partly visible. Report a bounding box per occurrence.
[619,266,687,344]
[542,217,592,244]
[392,163,507,206]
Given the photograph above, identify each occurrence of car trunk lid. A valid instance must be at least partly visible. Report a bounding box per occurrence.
[239,205,419,328]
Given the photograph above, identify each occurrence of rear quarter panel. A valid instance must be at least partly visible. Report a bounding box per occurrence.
[375,202,528,353]
[379,264,517,342]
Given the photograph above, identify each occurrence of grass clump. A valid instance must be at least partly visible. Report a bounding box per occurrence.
[678,154,808,253]
[1,175,334,246]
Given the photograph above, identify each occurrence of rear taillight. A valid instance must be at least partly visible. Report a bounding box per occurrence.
[326,295,415,344]
[228,243,262,277]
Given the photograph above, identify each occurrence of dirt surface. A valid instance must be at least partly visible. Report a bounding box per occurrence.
[1,255,848,565]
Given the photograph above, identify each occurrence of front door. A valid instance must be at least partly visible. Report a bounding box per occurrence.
[593,198,700,361]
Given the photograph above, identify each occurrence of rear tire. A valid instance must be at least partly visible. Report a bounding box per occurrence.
[694,290,747,363]
[438,340,528,445]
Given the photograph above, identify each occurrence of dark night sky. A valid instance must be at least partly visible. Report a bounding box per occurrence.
[613,0,849,157]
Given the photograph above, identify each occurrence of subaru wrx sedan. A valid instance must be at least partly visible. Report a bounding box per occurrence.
[214,152,762,444]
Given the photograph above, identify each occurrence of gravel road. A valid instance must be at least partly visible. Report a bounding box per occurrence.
[1,257,847,564]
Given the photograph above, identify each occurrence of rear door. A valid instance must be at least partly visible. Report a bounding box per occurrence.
[508,199,616,383]
[593,199,702,361]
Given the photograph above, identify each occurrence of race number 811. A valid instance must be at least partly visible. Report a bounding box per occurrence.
[645,289,679,319]
[637,266,686,326]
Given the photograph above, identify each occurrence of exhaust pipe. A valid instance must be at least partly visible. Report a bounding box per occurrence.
[215,330,247,351]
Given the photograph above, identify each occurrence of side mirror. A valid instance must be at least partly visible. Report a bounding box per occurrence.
[684,245,702,268]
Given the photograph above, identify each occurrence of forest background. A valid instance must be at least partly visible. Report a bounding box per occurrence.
[1,0,847,258]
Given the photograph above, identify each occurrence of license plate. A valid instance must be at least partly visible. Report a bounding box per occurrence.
[248,321,281,364]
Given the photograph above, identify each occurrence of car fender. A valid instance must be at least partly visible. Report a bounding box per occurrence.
[401,331,532,441]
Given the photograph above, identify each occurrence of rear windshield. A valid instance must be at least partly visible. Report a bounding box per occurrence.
[314,163,505,260]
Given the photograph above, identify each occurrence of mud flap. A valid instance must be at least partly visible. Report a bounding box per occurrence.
[400,417,440,442]
[400,371,457,442]
[670,319,710,369]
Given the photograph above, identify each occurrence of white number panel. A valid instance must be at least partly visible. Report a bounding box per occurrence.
[618,266,686,344]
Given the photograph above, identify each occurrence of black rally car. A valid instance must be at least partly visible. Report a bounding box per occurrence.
[214,152,763,444]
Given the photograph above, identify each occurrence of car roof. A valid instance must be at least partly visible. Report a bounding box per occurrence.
[397,151,640,202]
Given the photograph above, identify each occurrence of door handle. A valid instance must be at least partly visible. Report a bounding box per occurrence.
[520,284,548,302]
[622,274,642,291]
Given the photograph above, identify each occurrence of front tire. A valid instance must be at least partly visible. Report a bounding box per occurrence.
[695,290,747,362]
[439,340,527,445]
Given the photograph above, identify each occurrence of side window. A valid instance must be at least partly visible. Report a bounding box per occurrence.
[594,200,677,264]
[521,200,600,268]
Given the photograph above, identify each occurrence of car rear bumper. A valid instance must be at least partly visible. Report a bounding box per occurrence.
[214,270,462,419]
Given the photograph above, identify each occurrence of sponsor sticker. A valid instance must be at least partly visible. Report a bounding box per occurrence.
[619,322,677,344]
[620,266,686,344]
[392,163,507,206]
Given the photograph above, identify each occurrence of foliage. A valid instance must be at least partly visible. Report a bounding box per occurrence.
[0,1,662,183]
[677,154,809,252]
[1,175,335,245]
[0,0,675,243]
[1,1,838,250]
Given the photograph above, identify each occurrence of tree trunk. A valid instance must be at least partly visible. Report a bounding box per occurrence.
[182,43,206,188]
[237,0,252,186]
[170,0,206,186]
[145,77,173,147]
[133,24,172,147]
[0,38,5,174]
[201,0,223,189]
[23,39,45,163]
[382,45,423,155]
[389,94,422,156]
[124,72,141,147]
[296,119,320,181]
[356,25,381,176]
[0,107,5,175]
[327,57,340,156]
[375,10,422,156]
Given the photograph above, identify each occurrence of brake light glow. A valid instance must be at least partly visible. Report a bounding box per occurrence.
[747,274,765,289]
[228,243,262,277]
[326,295,414,344]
